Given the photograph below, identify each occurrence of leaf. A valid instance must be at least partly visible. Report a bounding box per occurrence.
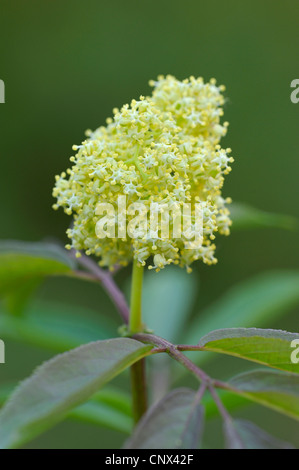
[185,271,299,350]
[142,266,197,342]
[0,383,133,435]
[0,241,76,290]
[230,202,298,231]
[227,369,299,421]
[224,419,294,449]
[124,388,204,449]
[69,401,132,434]
[0,338,152,449]
[0,300,117,352]
[204,390,251,418]
[198,328,299,374]
[4,278,41,316]
[0,384,14,405]
[91,387,132,417]
[68,386,133,434]
[0,240,76,314]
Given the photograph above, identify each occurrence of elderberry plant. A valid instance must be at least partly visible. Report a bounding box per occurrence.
[0,76,298,449]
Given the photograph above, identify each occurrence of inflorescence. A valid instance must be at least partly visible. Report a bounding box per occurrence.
[53,75,234,271]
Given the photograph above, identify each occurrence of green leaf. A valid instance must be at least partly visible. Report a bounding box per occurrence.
[224,419,294,449]
[0,300,117,352]
[0,240,76,314]
[230,202,298,231]
[69,401,132,434]
[185,271,299,350]
[4,278,42,316]
[0,382,132,434]
[68,386,133,434]
[0,383,133,435]
[198,328,299,374]
[143,266,197,342]
[204,390,251,418]
[0,384,14,405]
[91,387,132,417]
[0,338,152,449]
[124,388,204,449]
[0,241,76,289]
[227,369,299,421]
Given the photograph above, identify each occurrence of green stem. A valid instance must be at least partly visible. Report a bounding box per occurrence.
[129,259,146,423]
[131,358,147,424]
[129,259,144,334]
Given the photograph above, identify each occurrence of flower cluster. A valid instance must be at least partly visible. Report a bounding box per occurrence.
[53,75,234,271]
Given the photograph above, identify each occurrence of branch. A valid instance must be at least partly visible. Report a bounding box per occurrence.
[208,385,245,448]
[133,333,211,384]
[134,333,234,391]
[70,251,130,323]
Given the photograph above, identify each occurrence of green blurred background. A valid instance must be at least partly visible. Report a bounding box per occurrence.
[0,0,298,448]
